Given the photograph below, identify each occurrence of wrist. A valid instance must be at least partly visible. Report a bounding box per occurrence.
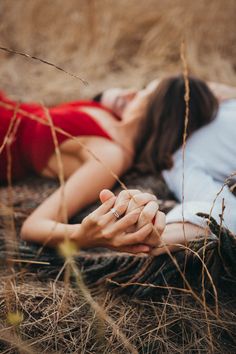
[69,224,84,247]
[150,222,210,256]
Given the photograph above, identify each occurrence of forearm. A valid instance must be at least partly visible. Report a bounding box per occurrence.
[20,158,125,248]
[151,222,209,256]
[21,217,82,247]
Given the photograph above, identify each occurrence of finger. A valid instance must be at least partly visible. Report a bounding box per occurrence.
[83,196,117,236]
[113,189,142,216]
[126,193,158,214]
[102,207,142,238]
[99,189,115,203]
[91,196,116,220]
[115,189,142,204]
[113,223,153,247]
[136,201,159,229]
[153,210,166,237]
[97,206,126,228]
[118,244,150,254]
[144,211,166,246]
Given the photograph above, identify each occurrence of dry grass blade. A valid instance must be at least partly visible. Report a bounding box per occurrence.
[42,105,68,225]
[2,103,20,257]
[180,40,215,352]
[180,40,190,243]
[0,46,88,86]
[208,172,236,232]
[0,330,38,354]
[107,279,193,294]
[7,259,50,265]
[0,107,18,155]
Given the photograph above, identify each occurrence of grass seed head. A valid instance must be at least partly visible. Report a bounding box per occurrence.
[7,311,24,326]
[58,239,78,259]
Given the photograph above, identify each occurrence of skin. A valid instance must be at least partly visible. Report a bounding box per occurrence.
[21,80,235,255]
[71,189,166,253]
[101,87,138,117]
[99,189,209,255]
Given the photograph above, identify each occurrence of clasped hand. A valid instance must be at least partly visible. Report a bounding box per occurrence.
[78,189,166,253]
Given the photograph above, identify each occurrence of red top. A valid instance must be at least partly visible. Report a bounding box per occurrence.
[0,91,117,183]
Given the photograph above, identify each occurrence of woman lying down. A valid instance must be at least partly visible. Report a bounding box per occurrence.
[1,75,234,254]
[20,76,236,254]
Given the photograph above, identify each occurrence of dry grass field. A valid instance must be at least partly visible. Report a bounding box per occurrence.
[0,0,236,104]
[0,0,236,353]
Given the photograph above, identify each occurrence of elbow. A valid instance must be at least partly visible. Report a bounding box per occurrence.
[20,218,34,242]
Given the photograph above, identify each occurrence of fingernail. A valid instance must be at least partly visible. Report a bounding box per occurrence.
[108,196,116,203]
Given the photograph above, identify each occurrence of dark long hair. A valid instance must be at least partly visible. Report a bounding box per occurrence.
[135,75,219,173]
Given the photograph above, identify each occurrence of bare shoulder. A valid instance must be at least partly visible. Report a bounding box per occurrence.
[81,137,132,171]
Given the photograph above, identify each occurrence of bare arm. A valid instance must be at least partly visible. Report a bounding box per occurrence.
[21,141,127,247]
[150,222,209,256]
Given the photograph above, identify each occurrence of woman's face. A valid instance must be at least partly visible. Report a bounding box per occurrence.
[101,88,138,117]
[101,80,161,118]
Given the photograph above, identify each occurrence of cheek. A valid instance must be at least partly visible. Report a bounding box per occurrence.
[102,89,121,108]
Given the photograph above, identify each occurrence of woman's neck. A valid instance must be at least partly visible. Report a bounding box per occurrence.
[114,88,153,154]
[115,114,143,155]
